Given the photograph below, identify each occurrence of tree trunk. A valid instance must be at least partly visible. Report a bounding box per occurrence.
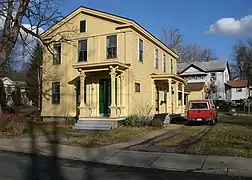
[0,103,2,114]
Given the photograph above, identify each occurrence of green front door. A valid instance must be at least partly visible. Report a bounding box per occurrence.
[99,79,111,116]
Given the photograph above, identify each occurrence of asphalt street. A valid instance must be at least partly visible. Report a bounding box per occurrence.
[0,150,250,180]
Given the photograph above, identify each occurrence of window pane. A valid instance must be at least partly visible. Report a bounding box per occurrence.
[53,44,61,64]
[79,40,87,51]
[107,35,117,47]
[80,20,86,32]
[135,83,140,92]
[78,40,87,62]
[107,47,117,59]
[52,82,60,104]
[139,39,143,51]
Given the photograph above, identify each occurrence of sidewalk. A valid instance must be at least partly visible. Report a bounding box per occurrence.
[0,137,252,178]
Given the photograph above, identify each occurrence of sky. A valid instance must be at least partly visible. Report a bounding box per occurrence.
[57,0,252,61]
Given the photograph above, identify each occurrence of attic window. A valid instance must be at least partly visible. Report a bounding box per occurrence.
[80,20,86,32]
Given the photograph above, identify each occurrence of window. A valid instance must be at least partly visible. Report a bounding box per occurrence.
[52,82,60,104]
[135,82,140,92]
[163,54,166,72]
[170,59,173,74]
[78,40,87,62]
[236,88,242,92]
[53,44,61,64]
[80,20,86,32]
[163,88,167,103]
[189,102,209,110]
[154,49,158,69]
[138,39,143,62]
[211,73,216,81]
[107,35,117,59]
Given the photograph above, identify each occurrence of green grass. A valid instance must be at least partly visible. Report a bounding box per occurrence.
[156,125,206,147]
[60,126,156,148]
[186,114,252,158]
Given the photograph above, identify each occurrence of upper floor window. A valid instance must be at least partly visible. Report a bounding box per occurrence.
[135,82,140,92]
[78,40,87,62]
[52,82,60,104]
[236,88,242,92]
[107,35,117,59]
[53,43,61,65]
[211,73,216,81]
[170,59,173,74]
[154,49,158,69]
[138,39,143,62]
[80,20,86,33]
[163,54,166,72]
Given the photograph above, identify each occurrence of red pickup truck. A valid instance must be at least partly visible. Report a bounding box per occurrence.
[186,99,218,125]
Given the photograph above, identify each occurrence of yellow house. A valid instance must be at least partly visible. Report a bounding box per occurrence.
[41,6,187,129]
[185,82,206,101]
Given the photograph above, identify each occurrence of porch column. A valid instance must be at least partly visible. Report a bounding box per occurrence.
[151,79,155,113]
[168,79,172,113]
[110,66,117,117]
[117,75,121,106]
[182,83,185,114]
[175,81,179,113]
[79,71,86,117]
[120,73,126,116]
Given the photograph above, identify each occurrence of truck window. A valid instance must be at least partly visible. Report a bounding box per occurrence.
[190,102,209,110]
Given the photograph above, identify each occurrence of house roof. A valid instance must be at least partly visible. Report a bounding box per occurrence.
[41,6,177,58]
[226,80,248,88]
[185,82,205,92]
[177,60,228,74]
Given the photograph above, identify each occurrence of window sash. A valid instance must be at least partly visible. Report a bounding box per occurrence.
[53,44,61,64]
[80,20,86,32]
[78,40,87,62]
[163,54,166,72]
[135,83,140,92]
[139,39,143,62]
[155,49,158,68]
[170,59,173,74]
[52,82,60,104]
[107,35,117,59]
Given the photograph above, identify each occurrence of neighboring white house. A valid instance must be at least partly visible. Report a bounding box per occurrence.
[177,60,230,101]
[0,77,31,106]
[225,80,249,102]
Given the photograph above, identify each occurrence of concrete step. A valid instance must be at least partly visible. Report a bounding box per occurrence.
[74,120,115,130]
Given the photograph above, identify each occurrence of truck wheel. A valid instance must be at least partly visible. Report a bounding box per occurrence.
[210,119,215,126]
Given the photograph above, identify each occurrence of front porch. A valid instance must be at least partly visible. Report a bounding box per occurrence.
[151,74,187,116]
[72,61,130,119]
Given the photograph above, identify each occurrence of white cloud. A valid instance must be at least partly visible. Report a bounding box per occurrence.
[209,15,252,35]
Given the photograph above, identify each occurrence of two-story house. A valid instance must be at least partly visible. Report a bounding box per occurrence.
[41,6,187,129]
[177,60,230,101]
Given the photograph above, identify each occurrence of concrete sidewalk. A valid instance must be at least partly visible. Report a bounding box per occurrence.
[0,137,252,178]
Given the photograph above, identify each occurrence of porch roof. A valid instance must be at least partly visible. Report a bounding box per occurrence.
[150,73,187,84]
[72,61,130,72]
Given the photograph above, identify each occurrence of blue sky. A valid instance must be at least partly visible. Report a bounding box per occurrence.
[58,0,251,61]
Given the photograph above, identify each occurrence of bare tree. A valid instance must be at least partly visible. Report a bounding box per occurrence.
[0,0,78,113]
[161,28,183,52]
[231,40,252,80]
[161,28,216,63]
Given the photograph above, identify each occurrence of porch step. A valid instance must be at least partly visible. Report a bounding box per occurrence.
[73,120,116,130]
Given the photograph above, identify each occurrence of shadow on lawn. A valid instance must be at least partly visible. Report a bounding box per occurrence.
[218,115,252,128]
[0,108,250,179]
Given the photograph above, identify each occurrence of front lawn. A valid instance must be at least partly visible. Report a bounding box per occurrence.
[156,125,206,147]
[60,126,156,148]
[186,114,252,158]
